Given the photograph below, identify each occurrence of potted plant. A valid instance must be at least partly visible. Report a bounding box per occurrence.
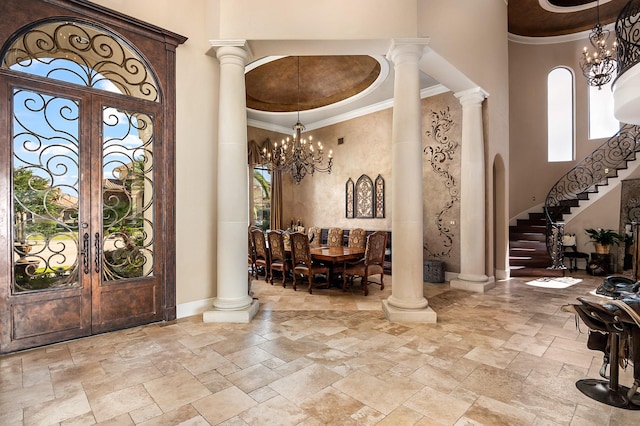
[585,228,623,254]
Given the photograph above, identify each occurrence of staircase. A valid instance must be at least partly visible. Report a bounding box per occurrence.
[509,124,640,277]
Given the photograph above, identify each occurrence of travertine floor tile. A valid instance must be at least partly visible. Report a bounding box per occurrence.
[143,370,211,413]
[4,272,638,425]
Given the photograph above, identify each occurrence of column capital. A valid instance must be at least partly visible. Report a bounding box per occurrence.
[454,87,489,106]
[209,39,253,63]
[387,38,430,64]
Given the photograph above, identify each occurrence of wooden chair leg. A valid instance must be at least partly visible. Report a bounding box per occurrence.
[308,273,313,294]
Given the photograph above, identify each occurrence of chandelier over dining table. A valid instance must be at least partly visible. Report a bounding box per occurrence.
[261,57,333,184]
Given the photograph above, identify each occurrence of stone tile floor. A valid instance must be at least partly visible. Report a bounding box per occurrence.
[2,272,640,425]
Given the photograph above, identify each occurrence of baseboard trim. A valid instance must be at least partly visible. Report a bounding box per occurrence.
[176,297,214,319]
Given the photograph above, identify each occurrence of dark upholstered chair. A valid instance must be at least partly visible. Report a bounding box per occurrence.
[327,227,344,247]
[342,231,387,296]
[289,232,329,293]
[250,227,270,281]
[248,225,257,277]
[347,228,367,248]
[307,226,321,248]
[267,230,290,287]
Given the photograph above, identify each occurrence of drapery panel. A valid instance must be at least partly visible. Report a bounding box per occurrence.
[248,138,282,230]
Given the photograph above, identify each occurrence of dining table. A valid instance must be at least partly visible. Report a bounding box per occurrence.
[309,246,365,263]
[308,246,365,284]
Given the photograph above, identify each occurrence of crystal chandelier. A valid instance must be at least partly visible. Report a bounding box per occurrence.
[579,0,618,89]
[262,57,333,184]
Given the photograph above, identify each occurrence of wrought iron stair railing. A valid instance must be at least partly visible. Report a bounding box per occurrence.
[544,124,640,268]
[616,0,640,80]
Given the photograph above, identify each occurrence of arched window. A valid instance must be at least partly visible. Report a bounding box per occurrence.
[547,67,574,162]
[589,79,619,139]
[2,20,161,101]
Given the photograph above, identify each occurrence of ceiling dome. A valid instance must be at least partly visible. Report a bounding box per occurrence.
[245,55,380,113]
[508,0,625,37]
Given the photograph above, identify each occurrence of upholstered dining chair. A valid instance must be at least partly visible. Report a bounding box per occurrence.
[327,227,344,247]
[250,227,270,281]
[347,228,367,248]
[267,230,290,287]
[307,226,321,248]
[342,231,387,296]
[248,225,257,277]
[289,232,329,294]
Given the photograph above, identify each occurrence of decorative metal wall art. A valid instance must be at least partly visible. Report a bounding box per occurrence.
[375,175,385,218]
[345,174,385,219]
[423,106,459,258]
[355,175,374,218]
[345,178,354,218]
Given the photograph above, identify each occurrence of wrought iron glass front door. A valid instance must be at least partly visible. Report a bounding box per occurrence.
[0,7,182,354]
[1,77,162,352]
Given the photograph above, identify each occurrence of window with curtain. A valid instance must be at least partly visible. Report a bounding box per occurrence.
[589,79,619,140]
[547,67,574,162]
[252,164,271,231]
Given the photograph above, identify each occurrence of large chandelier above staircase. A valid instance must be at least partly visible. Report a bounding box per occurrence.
[579,0,618,89]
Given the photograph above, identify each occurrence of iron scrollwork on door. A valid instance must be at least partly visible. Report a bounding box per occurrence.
[102,107,154,281]
[11,89,81,293]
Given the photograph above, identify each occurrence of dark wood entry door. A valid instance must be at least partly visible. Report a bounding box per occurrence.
[0,75,164,353]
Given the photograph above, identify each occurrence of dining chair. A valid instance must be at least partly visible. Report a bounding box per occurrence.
[248,225,257,277]
[347,228,367,248]
[307,226,321,248]
[342,231,387,296]
[327,227,344,247]
[267,230,290,287]
[289,231,329,293]
[250,227,270,281]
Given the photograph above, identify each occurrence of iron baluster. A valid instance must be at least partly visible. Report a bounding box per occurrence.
[544,124,640,261]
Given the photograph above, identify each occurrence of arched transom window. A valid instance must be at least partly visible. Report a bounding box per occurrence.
[2,19,161,102]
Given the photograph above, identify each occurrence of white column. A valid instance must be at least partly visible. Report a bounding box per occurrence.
[382,39,436,323]
[204,41,259,323]
[450,88,495,293]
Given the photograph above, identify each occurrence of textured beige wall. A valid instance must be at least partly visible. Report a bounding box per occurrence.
[284,108,393,232]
